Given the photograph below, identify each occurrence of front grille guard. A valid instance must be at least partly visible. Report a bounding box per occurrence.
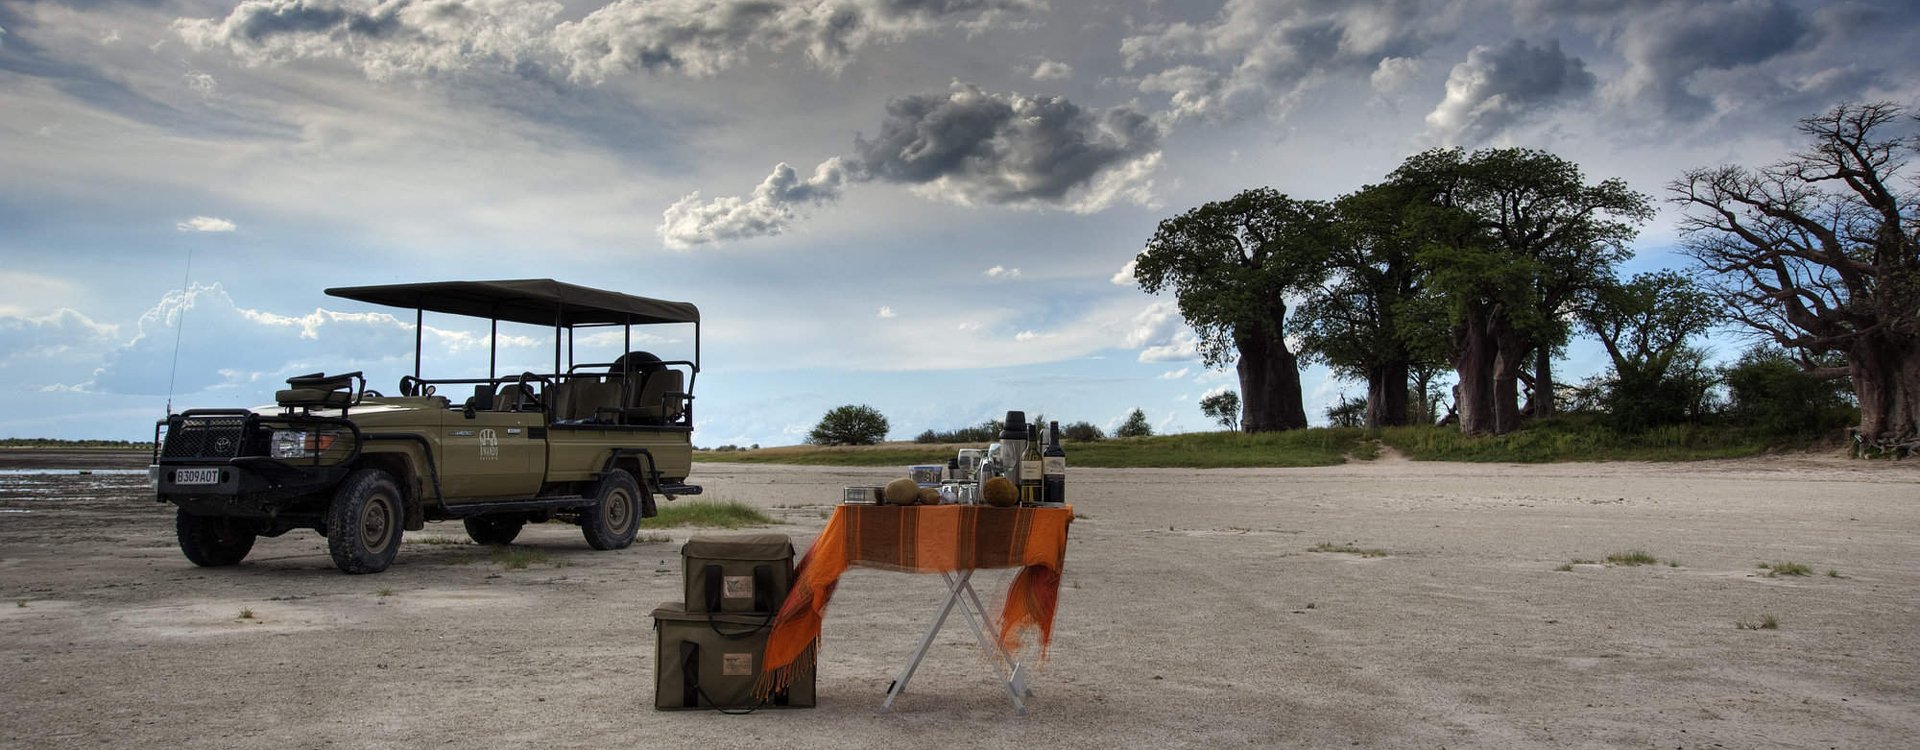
[154,409,365,470]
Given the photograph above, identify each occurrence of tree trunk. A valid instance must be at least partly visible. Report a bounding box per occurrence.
[1852,334,1920,442]
[1451,311,1497,436]
[1364,360,1411,428]
[1237,328,1308,432]
[1491,314,1527,435]
[1531,345,1555,419]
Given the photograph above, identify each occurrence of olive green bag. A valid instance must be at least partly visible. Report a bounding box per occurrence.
[651,602,816,710]
[681,534,794,615]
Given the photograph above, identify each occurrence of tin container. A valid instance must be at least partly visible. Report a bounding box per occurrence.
[908,464,945,487]
[842,486,883,505]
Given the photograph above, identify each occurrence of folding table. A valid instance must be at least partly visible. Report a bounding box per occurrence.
[758,504,1073,716]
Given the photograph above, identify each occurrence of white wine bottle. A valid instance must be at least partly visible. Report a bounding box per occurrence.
[1018,423,1043,506]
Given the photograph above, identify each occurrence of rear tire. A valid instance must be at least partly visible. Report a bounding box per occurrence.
[581,470,642,551]
[177,510,256,567]
[463,516,525,545]
[327,469,404,574]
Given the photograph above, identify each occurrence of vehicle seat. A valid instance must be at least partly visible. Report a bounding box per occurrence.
[465,384,495,411]
[495,383,539,412]
[622,369,684,423]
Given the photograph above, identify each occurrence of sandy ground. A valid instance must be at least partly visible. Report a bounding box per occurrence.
[1,449,1916,749]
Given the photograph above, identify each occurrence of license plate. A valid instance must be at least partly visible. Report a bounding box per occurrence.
[175,468,220,486]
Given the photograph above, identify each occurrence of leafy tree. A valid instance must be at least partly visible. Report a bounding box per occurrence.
[1673,102,1919,445]
[1721,347,1856,436]
[1393,147,1652,435]
[807,404,890,446]
[1324,395,1366,428]
[1296,181,1434,427]
[1199,390,1240,430]
[1061,421,1106,442]
[1134,188,1334,431]
[1578,271,1720,429]
[1115,408,1154,438]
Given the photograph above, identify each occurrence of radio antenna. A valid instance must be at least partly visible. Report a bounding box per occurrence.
[164,246,194,416]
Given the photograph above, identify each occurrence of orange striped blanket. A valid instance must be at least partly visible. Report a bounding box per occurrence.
[759,504,1072,692]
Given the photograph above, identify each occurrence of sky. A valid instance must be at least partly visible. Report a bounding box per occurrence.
[2,0,1916,447]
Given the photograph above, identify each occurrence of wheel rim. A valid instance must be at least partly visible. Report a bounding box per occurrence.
[606,489,634,535]
[360,494,395,554]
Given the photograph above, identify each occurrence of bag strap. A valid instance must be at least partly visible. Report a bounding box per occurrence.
[752,564,775,612]
[678,639,774,715]
[702,564,724,612]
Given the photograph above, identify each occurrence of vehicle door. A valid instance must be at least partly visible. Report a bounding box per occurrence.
[439,409,548,500]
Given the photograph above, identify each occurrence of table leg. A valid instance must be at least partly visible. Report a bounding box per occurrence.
[880,570,968,714]
[936,573,1029,715]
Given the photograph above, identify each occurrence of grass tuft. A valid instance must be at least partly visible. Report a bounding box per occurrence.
[1554,563,1575,572]
[410,536,468,546]
[238,608,255,620]
[1736,614,1780,630]
[1760,561,1813,577]
[641,500,775,529]
[491,545,550,570]
[376,588,395,597]
[1605,550,1660,566]
[1309,541,1390,558]
[636,532,672,544]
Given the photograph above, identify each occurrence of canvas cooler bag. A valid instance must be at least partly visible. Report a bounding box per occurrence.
[650,602,816,710]
[682,534,794,615]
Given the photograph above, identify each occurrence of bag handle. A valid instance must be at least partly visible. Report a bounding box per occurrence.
[678,640,773,715]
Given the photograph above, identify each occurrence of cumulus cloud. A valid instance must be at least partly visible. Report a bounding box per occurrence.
[1124,301,1197,363]
[1370,56,1420,92]
[1159,367,1189,380]
[1031,59,1072,80]
[877,306,897,318]
[553,0,1037,82]
[658,83,1163,247]
[174,0,563,82]
[658,158,853,249]
[1604,0,1810,117]
[1109,258,1137,285]
[984,265,1021,279]
[176,216,237,232]
[1121,0,1452,122]
[1425,39,1594,144]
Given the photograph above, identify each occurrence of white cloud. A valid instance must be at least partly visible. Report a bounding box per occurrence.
[1032,59,1073,80]
[1370,56,1421,92]
[1159,368,1189,380]
[1014,330,1041,341]
[174,0,563,82]
[878,306,897,319]
[984,265,1022,279]
[175,216,236,232]
[1124,301,1198,363]
[1110,258,1138,285]
[658,158,854,248]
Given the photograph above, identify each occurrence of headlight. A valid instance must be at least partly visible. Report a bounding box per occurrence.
[270,430,337,459]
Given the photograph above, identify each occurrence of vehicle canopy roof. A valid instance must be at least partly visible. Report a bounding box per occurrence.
[325,279,699,328]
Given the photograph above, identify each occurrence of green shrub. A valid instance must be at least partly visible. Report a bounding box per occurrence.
[808,404,890,446]
[1721,347,1855,436]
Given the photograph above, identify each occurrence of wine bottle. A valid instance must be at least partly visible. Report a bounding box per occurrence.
[1018,423,1043,506]
[1043,420,1065,505]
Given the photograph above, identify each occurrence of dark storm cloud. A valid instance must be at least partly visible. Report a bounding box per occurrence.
[1426,39,1595,144]
[854,84,1161,204]
[660,84,1164,247]
[1608,0,1812,117]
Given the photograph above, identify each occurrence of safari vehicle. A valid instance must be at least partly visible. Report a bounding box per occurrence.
[150,279,703,574]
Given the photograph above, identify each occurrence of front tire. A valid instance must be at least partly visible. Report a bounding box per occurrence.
[581,470,642,551]
[177,510,256,567]
[327,469,404,574]
[464,516,525,545]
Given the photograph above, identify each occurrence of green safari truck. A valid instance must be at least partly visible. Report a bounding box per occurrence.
[150,279,704,574]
